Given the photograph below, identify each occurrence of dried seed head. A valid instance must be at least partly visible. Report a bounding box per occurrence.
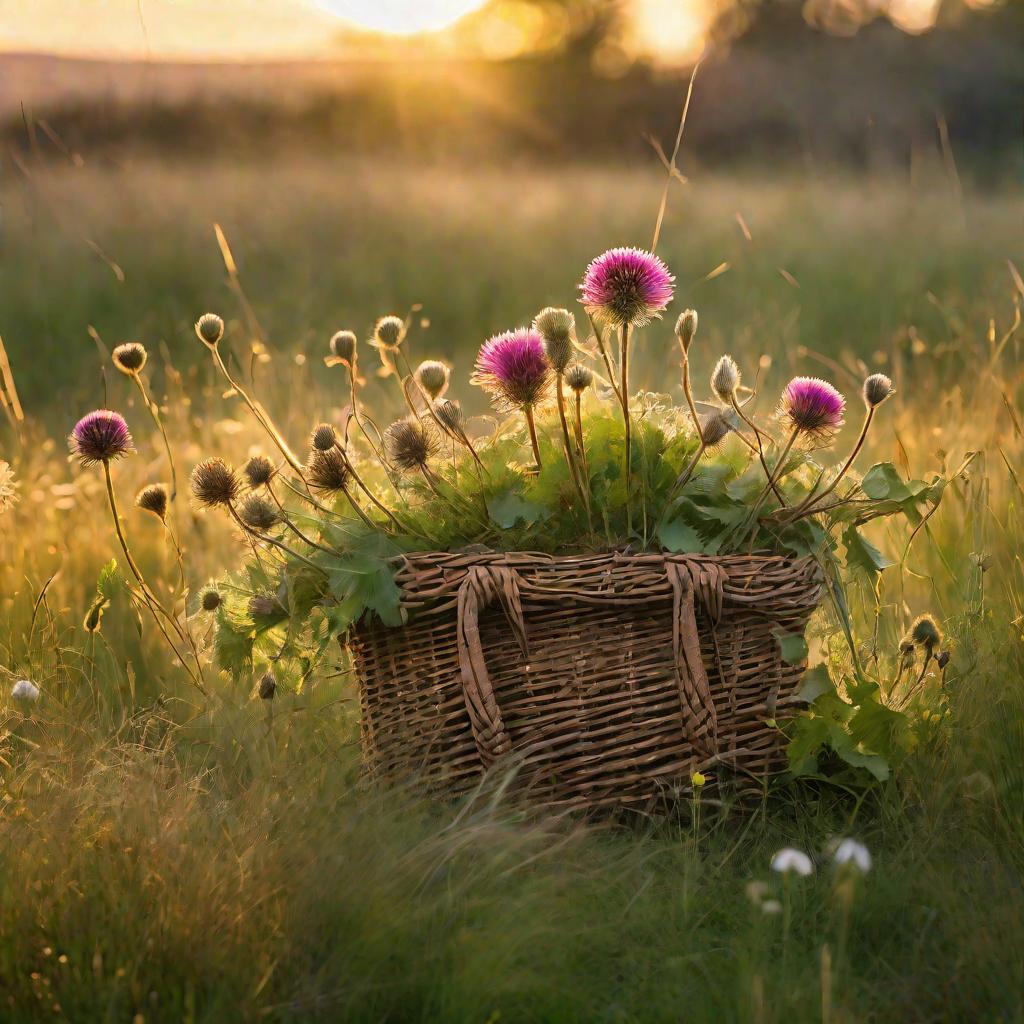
[195,313,224,348]
[238,494,279,532]
[676,309,698,353]
[243,454,275,488]
[69,410,134,466]
[711,355,740,402]
[385,418,440,472]
[311,423,338,452]
[698,409,732,448]
[258,671,277,700]
[248,595,279,618]
[329,330,357,365]
[112,342,148,375]
[200,586,222,612]
[863,373,894,409]
[434,398,466,433]
[190,457,240,508]
[307,447,351,493]
[415,360,451,400]
[899,636,916,657]
[911,614,942,650]
[135,483,169,521]
[373,315,405,349]
[565,363,594,394]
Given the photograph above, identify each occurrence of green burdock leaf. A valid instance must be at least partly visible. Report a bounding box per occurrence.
[843,525,895,574]
[860,462,927,506]
[657,517,703,553]
[487,490,545,529]
[796,664,834,703]
[772,627,809,665]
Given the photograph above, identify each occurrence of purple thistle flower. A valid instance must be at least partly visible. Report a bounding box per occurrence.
[472,328,553,412]
[69,410,134,466]
[780,377,846,443]
[579,247,675,327]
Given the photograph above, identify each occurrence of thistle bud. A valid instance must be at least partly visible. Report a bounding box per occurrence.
[911,614,942,651]
[200,586,222,612]
[676,309,698,353]
[434,398,466,434]
[83,599,105,634]
[238,494,279,533]
[194,313,224,348]
[243,454,275,489]
[258,671,277,700]
[863,373,894,409]
[112,342,148,375]
[373,315,405,349]
[565,364,594,394]
[136,483,169,521]
[534,307,575,374]
[698,410,732,447]
[190,458,239,508]
[311,423,338,452]
[329,330,357,365]
[710,355,740,403]
[415,360,451,400]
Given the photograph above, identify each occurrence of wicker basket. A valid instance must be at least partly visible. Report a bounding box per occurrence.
[349,550,823,812]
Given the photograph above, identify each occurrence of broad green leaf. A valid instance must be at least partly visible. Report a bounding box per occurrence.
[796,664,834,703]
[657,517,703,553]
[487,491,545,529]
[772,628,809,665]
[843,525,895,574]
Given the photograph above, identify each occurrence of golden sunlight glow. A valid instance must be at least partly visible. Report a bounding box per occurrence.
[628,0,707,65]
[886,0,942,33]
[312,0,490,35]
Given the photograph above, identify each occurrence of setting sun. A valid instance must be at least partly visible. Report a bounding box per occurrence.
[312,0,490,35]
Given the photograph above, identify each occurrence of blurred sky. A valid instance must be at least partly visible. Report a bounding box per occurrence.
[0,0,959,61]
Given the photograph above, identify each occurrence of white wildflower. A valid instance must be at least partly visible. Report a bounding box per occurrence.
[770,847,814,876]
[11,679,40,703]
[833,838,872,873]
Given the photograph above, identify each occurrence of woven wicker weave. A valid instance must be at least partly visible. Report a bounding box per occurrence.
[349,550,823,812]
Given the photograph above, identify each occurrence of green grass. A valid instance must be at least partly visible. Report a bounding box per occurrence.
[2,159,1024,1022]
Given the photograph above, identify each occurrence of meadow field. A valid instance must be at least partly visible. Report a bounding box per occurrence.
[2,157,1024,1021]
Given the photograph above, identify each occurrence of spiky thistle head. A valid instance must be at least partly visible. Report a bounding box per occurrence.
[533,307,576,373]
[434,398,466,434]
[698,409,733,448]
[472,329,553,412]
[69,410,134,467]
[711,355,740,403]
[112,342,147,375]
[415,360,451,400]
[194,313,224,348]
[373,315,405,349]
[779,377,846,443]
[311,423,338,452]
[200,586,222,612]
[863,373,894,409]
[329,330,358,365]
[238,493,279,533]
[385,418,440,472]
[911,614,942,651]
[580,247,674,328]
[135,483,169,521]
[306,447,351,493]
[676,309,699,353]
[243,454,275,489]
[565,363,594,394]
[190,457,240,508]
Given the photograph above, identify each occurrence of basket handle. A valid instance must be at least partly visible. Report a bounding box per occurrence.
[454,556,725,769]
[456,565,524,767]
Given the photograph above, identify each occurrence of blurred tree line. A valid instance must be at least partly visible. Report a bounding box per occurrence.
[4,0,1021,177]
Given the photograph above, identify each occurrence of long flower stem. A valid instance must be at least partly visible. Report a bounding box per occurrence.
[132,372,177,501]
[679,349,702,438]
[573,392,589,480]
[734,427,800,545]
[784,407,875,523]
[228,504,327,574]
[555,374,591,529]
[267,490,340,554]
[619,323,633,531]
[524,405,543,471]
[730,394,786,505]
